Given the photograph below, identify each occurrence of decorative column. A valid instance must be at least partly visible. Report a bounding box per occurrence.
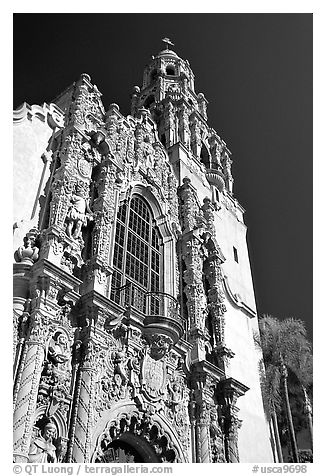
[68,306,107,463]
[41,73,104,272]
[196,398,211,462]
[201,197,235,371]
[178,178,209,362]
[208,133,222,169]
[204,254,226,346]
[13,228,40,373]
[222,150,234,194]
[197,93,208,121]
[83,158,120,295]
[13,309,50,462]
[130,86,140,117]
[217,378,249,463]
[178,102,190,148]
[13,299,31,401]
[163,98,176,147]
[190,114,202,158]
[191,365,223,463]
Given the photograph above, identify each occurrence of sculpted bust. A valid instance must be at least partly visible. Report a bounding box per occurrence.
[28,422,57,463]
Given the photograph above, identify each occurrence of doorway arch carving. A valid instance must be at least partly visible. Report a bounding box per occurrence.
[92,410,182,463]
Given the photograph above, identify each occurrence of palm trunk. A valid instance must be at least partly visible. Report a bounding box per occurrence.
[281,366,299,462]
[271,408,283,462]
[302,385,313,451]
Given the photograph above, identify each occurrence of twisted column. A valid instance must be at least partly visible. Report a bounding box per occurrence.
[69,319,106,463]
[13,312,49,462]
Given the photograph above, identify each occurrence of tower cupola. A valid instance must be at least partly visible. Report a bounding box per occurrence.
[130,39,234,195]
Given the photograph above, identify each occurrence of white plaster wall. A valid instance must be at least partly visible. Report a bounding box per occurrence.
[216,201,256,310]
[13,111,54,252]
[224,300,274,461]
[212,199,274,461]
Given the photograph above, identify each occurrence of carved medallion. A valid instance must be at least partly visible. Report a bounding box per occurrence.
[77,158,92,178]
[141,354,166,402]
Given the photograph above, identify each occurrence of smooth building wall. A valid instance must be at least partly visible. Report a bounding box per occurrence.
[13,103,64,252]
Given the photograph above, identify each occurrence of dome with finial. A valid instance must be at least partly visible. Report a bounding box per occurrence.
[155,37,180,59]
[156,48,180,59]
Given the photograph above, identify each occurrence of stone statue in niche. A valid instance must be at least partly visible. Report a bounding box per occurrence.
[65,185,93,239]
[113,351,128,385]
[47,332,70,367]
[28,422,58,463]
[167,381,182,408]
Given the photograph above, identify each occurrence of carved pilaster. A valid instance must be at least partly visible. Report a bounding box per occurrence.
[181,234,207,336]
[178,102,190,148]
[13,311,51,462]
[191,364,223,463]
[68,304,108,463]
[178,177,200,233]
[204,253,226,345]
[222,151,233,194]
[190,115,202,158]
[92,162,117,256]
[201,197,216,237]
[163,99,176,147]
[217,378,249,463]
[69,74,104,132]
[47,127,94,259]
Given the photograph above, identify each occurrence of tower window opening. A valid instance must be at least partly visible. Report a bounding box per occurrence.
[160,133,166,147]
[233,246,239,263]
[166,65,176,76]
[144,95,155,110]
[200,143,210,168]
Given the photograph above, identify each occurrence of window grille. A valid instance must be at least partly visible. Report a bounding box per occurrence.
[111,195,161,313]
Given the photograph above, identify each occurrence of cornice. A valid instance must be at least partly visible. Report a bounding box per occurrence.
[13,102,65,129]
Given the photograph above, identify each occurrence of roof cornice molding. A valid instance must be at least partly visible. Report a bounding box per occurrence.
[13,102,65,129]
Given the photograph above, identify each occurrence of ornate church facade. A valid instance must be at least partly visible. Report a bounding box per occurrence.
[13,42,276,463]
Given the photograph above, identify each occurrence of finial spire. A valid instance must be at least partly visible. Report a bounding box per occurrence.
[162,37,174,50]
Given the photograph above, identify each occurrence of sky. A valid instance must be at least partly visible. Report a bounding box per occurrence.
[13,13,313,340]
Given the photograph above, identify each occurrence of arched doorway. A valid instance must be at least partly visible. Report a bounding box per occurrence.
[92,412,181,463]
[94,432,159,463]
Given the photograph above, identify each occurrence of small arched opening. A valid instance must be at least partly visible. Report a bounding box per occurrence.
[200,142,210,168]
[143,95,155,110]
[95,435,157,463]
[166,65,176,76]
[160,132,166,147]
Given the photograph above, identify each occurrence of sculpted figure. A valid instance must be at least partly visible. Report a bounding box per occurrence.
[66,190,93,239]
[48,332,69,367]
[28,422,57,463]
[14,231,39,264]
[168,381,182,407]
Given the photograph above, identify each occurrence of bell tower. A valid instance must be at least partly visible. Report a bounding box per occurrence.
[131,39,233,198]
[130,39,275,463]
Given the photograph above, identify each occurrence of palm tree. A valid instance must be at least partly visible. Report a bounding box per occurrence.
[290,344,313,452]
[258,315,312,463]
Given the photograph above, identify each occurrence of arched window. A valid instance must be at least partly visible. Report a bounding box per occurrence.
[166,65,176,76]
[110,195,161,314]
[200,143,210,168]
[143,95,155,110]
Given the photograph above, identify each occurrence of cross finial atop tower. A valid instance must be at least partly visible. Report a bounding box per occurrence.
[162,37,174,50]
